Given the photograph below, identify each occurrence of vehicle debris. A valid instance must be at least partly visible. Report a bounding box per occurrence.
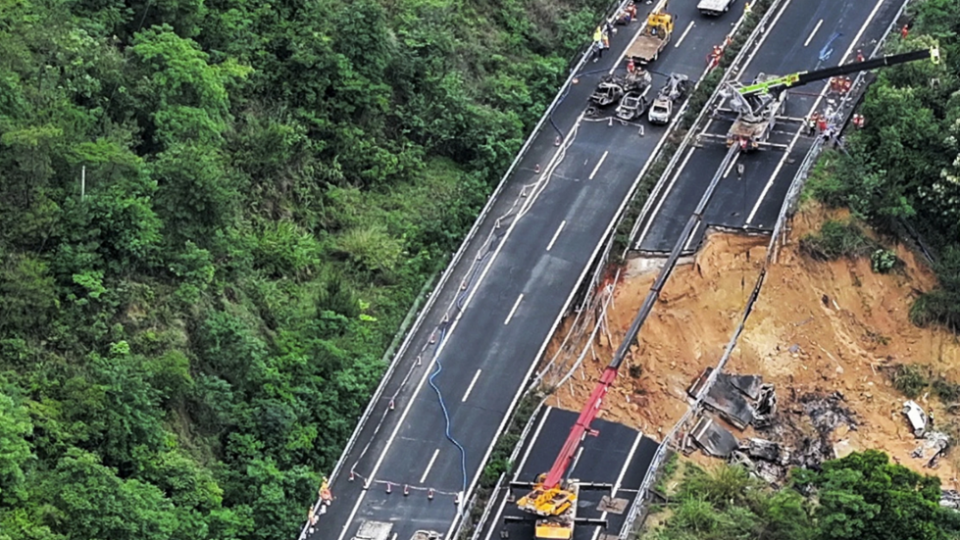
[912,431,949,467]
[690,416,739,457]
[902,400,928,438]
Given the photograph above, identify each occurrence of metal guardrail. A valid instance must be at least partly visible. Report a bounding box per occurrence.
[297,2,640,538]
[616,1,913,536]
[616,0,793,535]
[627,0,781,250]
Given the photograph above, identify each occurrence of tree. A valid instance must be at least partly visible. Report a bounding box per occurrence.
[796,450,946,540]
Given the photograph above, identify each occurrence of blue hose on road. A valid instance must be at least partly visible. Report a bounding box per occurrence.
[427,325,469,493]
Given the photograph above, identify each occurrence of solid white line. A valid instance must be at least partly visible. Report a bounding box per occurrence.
[483,408,551,540]
[635,147,696,247]
[675,21,695,48]
[419,448,440,483]
[591,431,645,540]
[804,19,824,47]
[589,151,609,180]
[546,220,567,252]
[515,408,552,474]
[338,101,582,540]
[462,369,483,402]
[746,0,886,226]
[722,151,740,178]
[504,294,524,325]
[569,446,585,475]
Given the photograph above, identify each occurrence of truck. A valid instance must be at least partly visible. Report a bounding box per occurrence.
[647,73,690,125]
[697,0,736,16]
[625,12,673,64]
[722,74,787,150]
[723,47,940,150]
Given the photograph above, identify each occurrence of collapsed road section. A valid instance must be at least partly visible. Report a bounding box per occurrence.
[302,2,750,540]
[475,1,934,540]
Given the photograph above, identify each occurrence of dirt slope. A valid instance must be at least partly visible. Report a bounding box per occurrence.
[549,204,960,485]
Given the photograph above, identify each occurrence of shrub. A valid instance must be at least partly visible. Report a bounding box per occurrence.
[891,364,929,399]
[870,248,900,274]
[800,220,877,260]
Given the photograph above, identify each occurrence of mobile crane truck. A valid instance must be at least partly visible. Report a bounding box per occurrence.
[508,49,943,540]
[723,47,940,150]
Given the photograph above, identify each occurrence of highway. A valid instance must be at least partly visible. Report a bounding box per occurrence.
[633,0,906,253]
[477,408,658,540]
[307,4,744,540]
[475,1,908,540]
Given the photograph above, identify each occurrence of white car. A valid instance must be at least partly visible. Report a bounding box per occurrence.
[697,0,735,16]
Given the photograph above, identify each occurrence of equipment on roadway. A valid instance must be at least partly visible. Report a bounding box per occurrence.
[648,73,691,125]
[626,11,674,64]
[722,47,939,150]
[697,0,736,16]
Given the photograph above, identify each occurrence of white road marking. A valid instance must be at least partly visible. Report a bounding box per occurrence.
[515,408,551,474]
[635,147,696,248]
[590,431,644,540]
[504,294,524,325]
[675,21,695,48]
[337,105,583,540]
[722,151,741,178]
[589,151,609,180]
[804,19,824,47]
[420,448,440,483]
[569,446,585,475]
[462,369,483,402]
[747,0,887,226]
[546,220,567,252]
[483,408,552,540]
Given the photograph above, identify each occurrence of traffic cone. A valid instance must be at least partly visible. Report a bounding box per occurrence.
[389,399,395,410]
[555,136,561,146]
[416,355,422,366]
[535,163,541,173]
[454,492,461,505]
[404,485,410,496]
[349,470,355,482]
[386,483,392,494]
[428,488,435,501]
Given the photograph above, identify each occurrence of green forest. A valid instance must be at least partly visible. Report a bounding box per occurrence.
[645,451,960,540]
[806,0,960,331]
[0,0,612,538]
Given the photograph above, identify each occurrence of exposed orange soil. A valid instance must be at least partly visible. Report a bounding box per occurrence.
[546,203,960,485]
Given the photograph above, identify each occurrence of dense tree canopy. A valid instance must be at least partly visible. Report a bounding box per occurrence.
[805,0,960,330]
[0,0,610,537]
[647,452,960,540]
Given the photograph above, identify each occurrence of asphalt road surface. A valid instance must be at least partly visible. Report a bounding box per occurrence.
[633,0,905,253]
[308,4,743,540]
[477,408,659,540]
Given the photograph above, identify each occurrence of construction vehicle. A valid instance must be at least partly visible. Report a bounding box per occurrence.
[506,47,942,540]
[514,323,638,539]
[591,69,652,110]
[647,73,691,125]
[697,0,736,16]
[626,11,674,64]
[721,47,940,150]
